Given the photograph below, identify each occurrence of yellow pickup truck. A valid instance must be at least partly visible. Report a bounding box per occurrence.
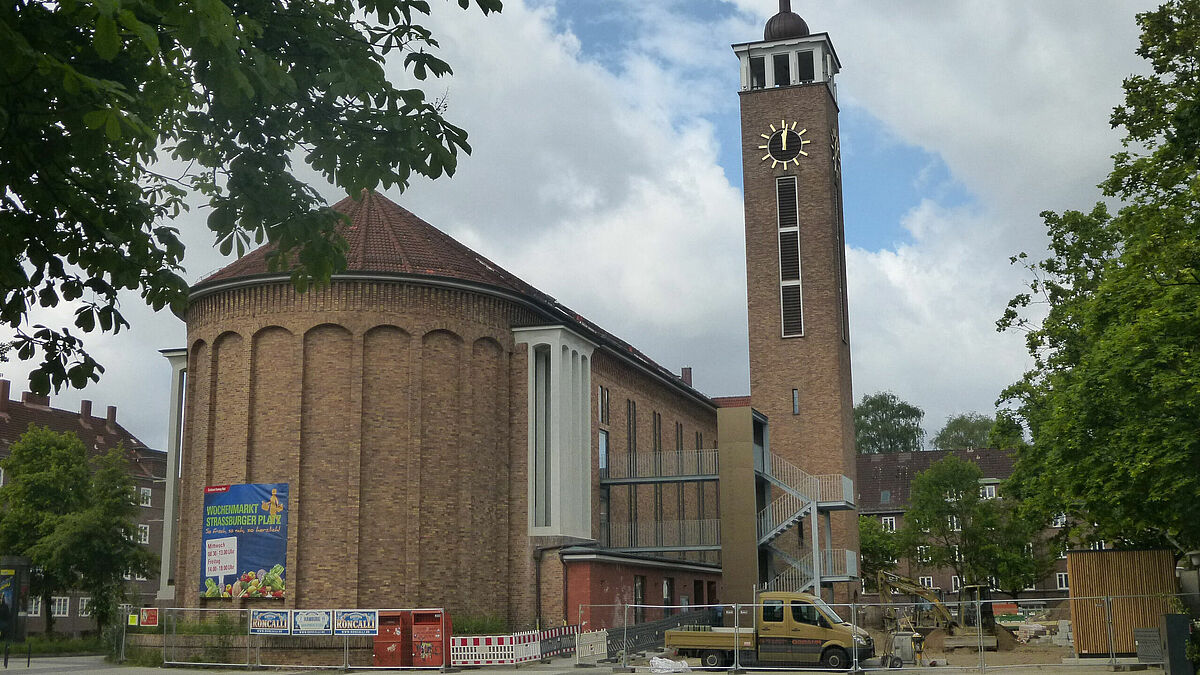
[664,592,873,670]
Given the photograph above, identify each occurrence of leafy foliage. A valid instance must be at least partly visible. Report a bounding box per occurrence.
[998,0,1200,551]
[854,391,925,454]
[858,515,900,588]
[1,0,501,394]
[931,412,992,451]
[0,426,155,632]
[900,456,1055,595]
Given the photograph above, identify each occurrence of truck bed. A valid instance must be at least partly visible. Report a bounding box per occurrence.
[664,626,756,651]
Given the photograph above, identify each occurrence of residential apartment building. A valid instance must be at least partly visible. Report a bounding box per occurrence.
[858,448,1077,603]
[0,379,166,634]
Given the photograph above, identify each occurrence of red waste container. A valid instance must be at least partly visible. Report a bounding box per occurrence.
[412,610,450,667]
[373,611,413,668]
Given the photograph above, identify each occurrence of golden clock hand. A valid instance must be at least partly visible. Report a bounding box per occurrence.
[782,132,787,151]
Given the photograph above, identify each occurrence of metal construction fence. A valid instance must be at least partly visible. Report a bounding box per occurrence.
[148,607,582,670]
[578,592,1200,672]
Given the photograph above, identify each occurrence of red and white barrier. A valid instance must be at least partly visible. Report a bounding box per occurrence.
[450,626,580,666]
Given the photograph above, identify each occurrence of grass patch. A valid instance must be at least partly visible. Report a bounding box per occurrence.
[22,634,106,655]
[453,613,508,635]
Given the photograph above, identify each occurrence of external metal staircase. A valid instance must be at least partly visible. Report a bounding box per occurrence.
[754,451,821,591]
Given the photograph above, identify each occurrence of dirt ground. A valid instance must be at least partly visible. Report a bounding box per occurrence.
[866,626,1078,668]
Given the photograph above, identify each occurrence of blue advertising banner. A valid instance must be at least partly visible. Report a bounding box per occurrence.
[200,483,288,599]
[334,609,379,636]
[249,609,291,635]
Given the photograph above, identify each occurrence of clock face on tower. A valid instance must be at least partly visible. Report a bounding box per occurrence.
[759,120,810,168]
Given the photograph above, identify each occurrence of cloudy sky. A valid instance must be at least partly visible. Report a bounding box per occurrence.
[4,0,1159,450]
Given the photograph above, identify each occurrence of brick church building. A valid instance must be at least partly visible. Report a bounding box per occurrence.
[161,1,861,628]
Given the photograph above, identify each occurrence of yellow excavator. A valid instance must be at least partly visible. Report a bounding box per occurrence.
[876,571,956,631]
[876,571,998,664]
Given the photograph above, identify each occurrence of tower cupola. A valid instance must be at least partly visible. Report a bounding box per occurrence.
[732,1,840,98]
[764,0,809,41]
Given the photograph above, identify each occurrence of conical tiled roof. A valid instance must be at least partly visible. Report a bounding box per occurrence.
[194,190,547,302]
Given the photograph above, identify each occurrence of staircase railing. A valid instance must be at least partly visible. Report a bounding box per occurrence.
[761,551,815,592]
[756,492,809,544]
[764,452,819,502]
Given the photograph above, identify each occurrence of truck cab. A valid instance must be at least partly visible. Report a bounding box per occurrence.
[752,592,870,668]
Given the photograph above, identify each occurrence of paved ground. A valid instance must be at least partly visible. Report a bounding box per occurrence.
[7,655,1164,675]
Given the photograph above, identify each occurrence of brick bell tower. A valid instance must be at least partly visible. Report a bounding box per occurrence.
[734,1,859,595]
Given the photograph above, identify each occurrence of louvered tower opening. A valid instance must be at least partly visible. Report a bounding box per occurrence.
[776,177,803,337]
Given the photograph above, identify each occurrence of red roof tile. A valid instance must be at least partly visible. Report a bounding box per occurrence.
[196,191,549,303]
[193,191,722,409]
[0,382,165,479]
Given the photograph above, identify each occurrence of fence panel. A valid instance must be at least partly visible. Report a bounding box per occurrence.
[163,608,251,668]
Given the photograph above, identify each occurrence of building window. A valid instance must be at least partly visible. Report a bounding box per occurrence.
[598,386,610,424]
[663,577,675,615]
[1090,540,1106,551]
[695,431,703,450]
[797,50,815,82]
[634,576,646,624]
[772,52,790,86]
[675,421,684,453]
[916,546,931,564]
[792,389,799,415]
[979,484,997,500]
[138,523,150,545]
[880,516,896,532]
[919,576,933,589]
[78,597,92,617]
[0,467,5,486]
[947,515,961,532]
[27,597,41,616]
[598,430,609,475]
[123,570,133,581]
[1051,513,1067,528]
[51,596,69,617]
[776,177,803,337]
[880,490,891,504]
[1056,572,1069,590]
[140,487,152,507]
[750,56,765,89]
[951,576,961,592]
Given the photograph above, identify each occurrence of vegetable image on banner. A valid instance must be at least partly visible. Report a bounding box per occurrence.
[201,483,288,599]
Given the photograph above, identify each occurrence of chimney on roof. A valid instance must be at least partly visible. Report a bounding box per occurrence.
[80,400,92,425]
[106,405,117,431]
[681,367,693,387]
[21,391,50,407]
[0,379,8,414]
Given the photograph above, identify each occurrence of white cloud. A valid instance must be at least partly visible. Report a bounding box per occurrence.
[3,0,1162,449]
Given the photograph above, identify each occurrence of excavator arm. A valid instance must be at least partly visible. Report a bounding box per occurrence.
[876,571,957,629]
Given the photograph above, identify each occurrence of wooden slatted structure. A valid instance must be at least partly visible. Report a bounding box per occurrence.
[1066,549,1176,656]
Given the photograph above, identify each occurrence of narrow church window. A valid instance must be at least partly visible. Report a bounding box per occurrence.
[533,344,552,527]
[773,53,790,87]
[750,56,766,89]
[777,176,803,337]
[792,389,800,415]
[797,50,816,82]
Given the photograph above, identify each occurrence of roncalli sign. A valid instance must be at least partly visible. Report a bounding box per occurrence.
[201,483,288,599]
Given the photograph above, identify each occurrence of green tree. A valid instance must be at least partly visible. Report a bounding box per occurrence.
[0,426,155,632]
[998,0,1200,551]
[854,391,925,454]
[986,410,1027,451]
[972,499,1060,599]
[1,0,501,395]
[858,515,900,589]
[931,412,992,451]
[899,456,984,585]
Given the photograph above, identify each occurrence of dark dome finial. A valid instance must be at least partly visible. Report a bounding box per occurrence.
[765,0,810,41]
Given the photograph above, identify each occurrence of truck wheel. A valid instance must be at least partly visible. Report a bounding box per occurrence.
[821,646,850,670]
[700,650,727,668]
